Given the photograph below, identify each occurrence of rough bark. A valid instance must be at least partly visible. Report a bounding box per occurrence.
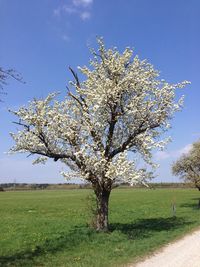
[94,187,111,232]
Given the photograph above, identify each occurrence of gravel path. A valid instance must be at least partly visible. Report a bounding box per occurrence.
[131,228,200,267]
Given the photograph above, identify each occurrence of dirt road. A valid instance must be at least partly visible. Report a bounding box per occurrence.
[132,228,200,267]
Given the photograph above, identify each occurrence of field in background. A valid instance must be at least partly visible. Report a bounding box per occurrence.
[0,182,196,191]
[0,189,200,267]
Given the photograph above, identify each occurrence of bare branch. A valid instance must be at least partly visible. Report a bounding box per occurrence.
[13,121,30,131]
[69,66,81,89]
[0,67,24,89]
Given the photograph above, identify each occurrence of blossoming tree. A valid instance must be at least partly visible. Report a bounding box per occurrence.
[10,39,189,231]
[172,141,200,191]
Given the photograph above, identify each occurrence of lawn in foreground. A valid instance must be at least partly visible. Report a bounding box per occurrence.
[0,188,200,267]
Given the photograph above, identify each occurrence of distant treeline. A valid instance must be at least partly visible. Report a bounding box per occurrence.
[0,183,82,191]
[0,182,195,191]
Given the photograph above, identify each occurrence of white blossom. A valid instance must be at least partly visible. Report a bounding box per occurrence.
[9,38,190,188]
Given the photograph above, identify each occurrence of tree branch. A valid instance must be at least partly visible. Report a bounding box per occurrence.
[110,122,160,158]
[0,68,24,89]
[105,106,117,157]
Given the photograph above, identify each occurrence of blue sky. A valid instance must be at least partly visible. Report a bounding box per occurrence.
[0,0,200,184]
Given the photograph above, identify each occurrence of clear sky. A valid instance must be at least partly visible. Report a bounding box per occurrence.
[0,0,200,184]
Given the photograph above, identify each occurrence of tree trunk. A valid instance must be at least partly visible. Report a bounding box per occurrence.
[95,188,111,232]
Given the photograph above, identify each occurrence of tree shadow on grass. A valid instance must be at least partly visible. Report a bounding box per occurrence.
[110,217,192,240]
[0,217,192,266]
[180,198,200,210]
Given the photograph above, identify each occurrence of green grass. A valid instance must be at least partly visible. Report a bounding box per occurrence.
[0,188,200,267]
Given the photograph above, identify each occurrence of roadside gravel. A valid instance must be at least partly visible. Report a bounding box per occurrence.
[131,228,200,267]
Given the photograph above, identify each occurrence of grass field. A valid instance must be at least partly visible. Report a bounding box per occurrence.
[0,188,200,267]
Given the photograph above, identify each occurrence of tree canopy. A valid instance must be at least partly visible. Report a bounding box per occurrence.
[172,141,200,190]
[10,39,189,231]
